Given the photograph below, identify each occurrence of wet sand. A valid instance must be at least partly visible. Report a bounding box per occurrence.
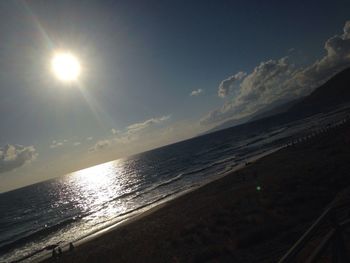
[42,121,350,263]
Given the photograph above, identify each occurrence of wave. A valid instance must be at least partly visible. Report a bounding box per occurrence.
[2,146,269,261]
[131,173,185,199]
[178,155,237,178]
[3,148,275,263]
[80,155,241,220]
[0,216,78,255]
[131,155,238,200]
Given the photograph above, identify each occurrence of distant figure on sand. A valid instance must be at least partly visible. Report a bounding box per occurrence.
[52,249,57,258]
[69,242,75,252]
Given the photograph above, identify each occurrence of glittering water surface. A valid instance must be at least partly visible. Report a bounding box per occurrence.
[0,109,349,262]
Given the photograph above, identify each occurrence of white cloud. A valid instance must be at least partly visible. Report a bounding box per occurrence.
[89,140,111,152]
[73,142,81,146]
[127,115,170,134]
[111,129,122,135]
[190,88,203,96]
[202,57,295,125]
[218,71,246,98]
[202,20,350,126]
[0,144,38,173]
[86,137,93,141]
[86,115,172,153]
[294,20,350,90]
[50,140,64,149]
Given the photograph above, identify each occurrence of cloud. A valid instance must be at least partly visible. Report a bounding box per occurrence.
[86,137,93,141]
[127,115,170,134]
[202,57,295,125]
[202,20,350,126]
[89,140,110,152]
[218,71,246,98]
[86,115,171,153]
[0,144,38,173]
[73,142,81,146]
[294,20,350,90]
[111,129,122,135]
[50,140,64,149]
[190,89,203,96]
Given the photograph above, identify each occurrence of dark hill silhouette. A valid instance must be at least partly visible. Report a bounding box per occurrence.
[249,98,303,122]
[289,67,350,115]
[205,98,302,134]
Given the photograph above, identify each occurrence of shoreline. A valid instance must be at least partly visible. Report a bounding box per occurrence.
[35,119,350,262]
[31,146,283,263]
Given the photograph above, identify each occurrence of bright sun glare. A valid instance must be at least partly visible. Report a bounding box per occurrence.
[51,51,81,82]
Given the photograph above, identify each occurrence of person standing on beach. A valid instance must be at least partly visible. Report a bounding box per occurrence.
[52,249,57,258]
[69,242,75,252]
[58,247,63,256]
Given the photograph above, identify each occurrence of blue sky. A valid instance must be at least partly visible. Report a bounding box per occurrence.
[1,0,350,191]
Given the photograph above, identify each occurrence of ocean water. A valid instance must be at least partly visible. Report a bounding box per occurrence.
[0,109,349,262]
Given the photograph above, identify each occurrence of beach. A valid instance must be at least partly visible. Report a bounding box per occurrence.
[41,121,350,263]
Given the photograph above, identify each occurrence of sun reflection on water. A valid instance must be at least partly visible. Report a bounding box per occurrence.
[73,161,118,189]
[67,160,130,221]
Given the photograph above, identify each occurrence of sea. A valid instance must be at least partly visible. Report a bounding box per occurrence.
[0,108,349,263]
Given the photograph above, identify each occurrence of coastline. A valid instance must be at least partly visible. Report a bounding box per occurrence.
[41,121,350,262]
[33,147,282,263]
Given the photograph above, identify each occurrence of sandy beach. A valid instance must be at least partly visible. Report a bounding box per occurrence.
[40,121,350,263]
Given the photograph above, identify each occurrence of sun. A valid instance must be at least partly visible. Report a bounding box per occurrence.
[51,51,81,82]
